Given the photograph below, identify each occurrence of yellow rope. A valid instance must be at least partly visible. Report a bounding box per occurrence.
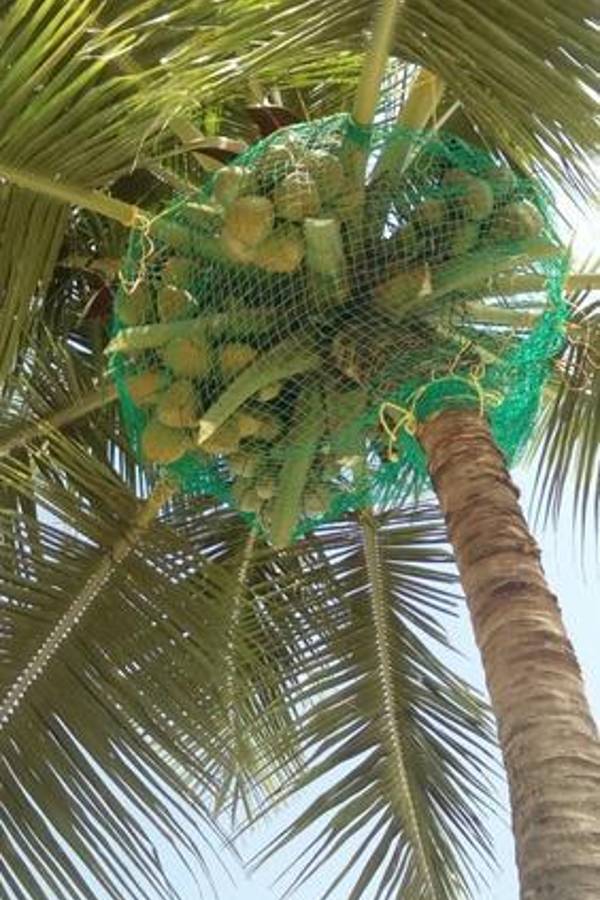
[378,368,504,461]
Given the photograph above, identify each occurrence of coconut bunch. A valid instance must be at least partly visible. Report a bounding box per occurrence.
[372,163,548,322]
[110,123,560,546]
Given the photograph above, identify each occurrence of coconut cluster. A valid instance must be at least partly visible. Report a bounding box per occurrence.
[111,125,554,545]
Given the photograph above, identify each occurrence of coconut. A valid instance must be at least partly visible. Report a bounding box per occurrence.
[375,264,433,314]
[116,284,152,326]
[303,149,345,202]
[443,170,494,221]
[253,412,282,442]
[222,195,274,249]
[232,483,263,514]
[274,170,321,222]
[412,198,446,234]
[253,227,305,273]
[256,476,276,500]
[162,337,211,378]
[220,342,258,377]
[212,166,254,206]
[163,256,194,288]
[157,285,194,322]
[335,178,364,220]
[202,421,241,455]
[492,200,545,241]
[125,370,166,405]
[222,231,257,265]
[228,451,259,478]
[141,419,192,464]
[157,379,199,429]
[392,222,422,263]
[447,221,480,257]
[256,143,296,180]
[233,410,262,438]
[304,485,330,516]
[485,165,517,203]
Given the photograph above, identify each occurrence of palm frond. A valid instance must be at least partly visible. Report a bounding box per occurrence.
[253,505,496,900]
[530,272,600,539]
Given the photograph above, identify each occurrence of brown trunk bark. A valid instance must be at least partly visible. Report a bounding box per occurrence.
[418,408,600,900]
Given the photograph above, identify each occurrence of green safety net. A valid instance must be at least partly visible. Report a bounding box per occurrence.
[109,114,568,546]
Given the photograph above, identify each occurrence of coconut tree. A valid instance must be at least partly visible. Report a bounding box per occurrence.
[1,2,600,900]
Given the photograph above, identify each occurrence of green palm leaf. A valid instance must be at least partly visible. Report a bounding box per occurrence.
[253,506,496,900]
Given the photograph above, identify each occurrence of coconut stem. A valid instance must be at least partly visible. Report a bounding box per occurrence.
[0,479,174,730]
[370,68,446,183]
[352,0,402,128]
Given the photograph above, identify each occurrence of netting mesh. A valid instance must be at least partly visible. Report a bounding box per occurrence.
[109,114,568,545]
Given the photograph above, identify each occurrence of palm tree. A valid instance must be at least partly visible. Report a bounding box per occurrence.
[1,2,599,899]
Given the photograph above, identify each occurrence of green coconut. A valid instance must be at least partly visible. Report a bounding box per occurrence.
[116,284,152,326]
[222,195,274,248]
[157,285,194,322]
[443,170,494,221]
[491,200,545,241]
[274,170,321,222]
[302,149,345,202]
[212,165,254,206]
[253,227,305,273]
[156,379,199,428]
[162,337,211,378]
[141,419,192,464]
[220,342,258,377]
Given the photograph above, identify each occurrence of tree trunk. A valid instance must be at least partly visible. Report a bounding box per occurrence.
[418,408,600,900]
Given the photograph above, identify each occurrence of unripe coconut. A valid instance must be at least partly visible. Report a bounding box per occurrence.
[253,412,282,442]
[157,379,199,428]
[443,170,494,222]
[233,410,262,438]
[392,222,422,263]
[222,195,274,248]
[125,370,167,405]
[228,451,259,478]
[491,200,545,241]
[274,170,321,222]
[116,284,152,326]
[304,485,330,516]
[412,198,446,233]
[447,221,480,257]
[202,421,241,455]
[335,178,364,220]
[220,342,258,377]
[212,165,254,206]
[256,143,296,180]
[256,476,276,500]
[163,256,194,289]
[232,482,263,514]
[302,149,345,202]
[141,419,193,464]
[162,337,211,378]
[157,285,194,322]
[485,165,517,203]
[375,264,432,312]
[222,231,257,265]
[253,227,305,273]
